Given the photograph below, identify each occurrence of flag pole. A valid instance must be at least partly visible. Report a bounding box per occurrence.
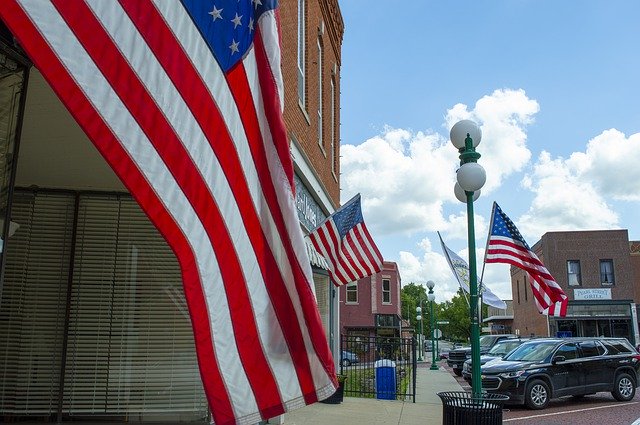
[478,202,497,295]
[437,231,470,308]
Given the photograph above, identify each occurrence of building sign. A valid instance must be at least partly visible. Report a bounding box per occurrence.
[573,288,612,301]
[294,174,327,231]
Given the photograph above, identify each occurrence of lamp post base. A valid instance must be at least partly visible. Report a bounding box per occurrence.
[430,363,439,370]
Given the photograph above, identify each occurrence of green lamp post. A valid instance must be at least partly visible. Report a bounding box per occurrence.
[416,301,424,362]
[426,280,438,370]
[450,119,486,397]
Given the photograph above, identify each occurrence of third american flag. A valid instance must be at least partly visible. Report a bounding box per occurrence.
[485,202,568,317]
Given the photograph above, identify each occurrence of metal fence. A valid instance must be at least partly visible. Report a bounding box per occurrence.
[339,335,417,402]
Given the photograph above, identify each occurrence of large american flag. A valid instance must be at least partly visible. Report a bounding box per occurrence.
[0,1,337,424]
[309,194,383,286]
[485,202,568,317]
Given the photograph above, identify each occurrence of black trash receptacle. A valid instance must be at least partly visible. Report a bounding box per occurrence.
[437,391,509,425]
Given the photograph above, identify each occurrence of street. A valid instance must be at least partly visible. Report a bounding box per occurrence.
[439,358,640,425]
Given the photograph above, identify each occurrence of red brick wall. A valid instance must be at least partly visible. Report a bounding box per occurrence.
[279,0,343,207]
[339,262,402,332]
[512,230,636,337]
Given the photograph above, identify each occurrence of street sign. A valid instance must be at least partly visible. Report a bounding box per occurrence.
[437,321,449,325]
[433,329,443,339]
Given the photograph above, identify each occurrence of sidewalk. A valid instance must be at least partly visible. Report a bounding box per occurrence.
[280,361,463,424]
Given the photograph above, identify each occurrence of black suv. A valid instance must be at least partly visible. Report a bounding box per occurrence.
[480,337,640,409]
[462,337,530,382]
[447,334,515,376]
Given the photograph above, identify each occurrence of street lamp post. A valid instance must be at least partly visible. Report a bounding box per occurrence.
[416,301,424,362]
[426,280,438,370]
[450,119,486,397]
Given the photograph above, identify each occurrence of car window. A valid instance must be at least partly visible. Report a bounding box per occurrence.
[504,341,557,362]
[578,341,603,357]
[602,339,634,355]
[479,336,496,348]
[555,343,578,360]
[489,340,522,356]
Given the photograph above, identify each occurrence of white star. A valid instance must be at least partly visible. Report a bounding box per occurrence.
[232,13,243,28]
[252,0,262,9]
[208,6,223,21]
[229,39,240,54]
[249,17,254,32]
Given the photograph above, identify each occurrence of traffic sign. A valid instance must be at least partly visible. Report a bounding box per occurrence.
[437,321,449,325]
[433,329,443,339]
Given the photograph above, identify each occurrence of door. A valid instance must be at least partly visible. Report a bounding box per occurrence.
[550,343,583,397]
[578,340,610,393]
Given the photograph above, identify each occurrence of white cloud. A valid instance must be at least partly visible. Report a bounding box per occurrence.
[398,237,512,303]
[341,89,539,237]
[568,129,640,201]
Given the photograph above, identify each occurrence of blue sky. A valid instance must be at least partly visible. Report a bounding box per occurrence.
[337,1,640,302]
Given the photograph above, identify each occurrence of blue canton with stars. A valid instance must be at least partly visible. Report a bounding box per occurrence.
[330,194,364,239]
[490,203,530,249]
[181,0,277,72]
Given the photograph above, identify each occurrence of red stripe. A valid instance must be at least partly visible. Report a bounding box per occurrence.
[355,223,383,273]
[248,27,337,395]
[341,235,366,277]
[359,223,384,267]
[0,2,235,422]
[343,232,373,277]
[487,239,544,267]
[325,224,359,284]
[313,224,351,285]
[122,1,334,400]
[251,13,294,192]
[53,0,282,419]
[485,248,554,281]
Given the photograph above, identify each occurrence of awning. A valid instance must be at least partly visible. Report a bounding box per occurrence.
[304,238,330,270]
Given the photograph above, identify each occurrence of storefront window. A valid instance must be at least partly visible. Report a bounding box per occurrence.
[0,51,26,255]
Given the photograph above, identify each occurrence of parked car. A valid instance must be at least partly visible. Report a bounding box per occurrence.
[462,337,531,382]
[340,350,359,367]
[447,334,515,376]
[479,337,640,409]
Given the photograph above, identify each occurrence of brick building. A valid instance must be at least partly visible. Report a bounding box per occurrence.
[339,261,403,340]
[0,0,344,422]
[511,230,640,346]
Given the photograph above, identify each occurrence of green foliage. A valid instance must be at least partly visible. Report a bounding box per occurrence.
[401,284,489,343]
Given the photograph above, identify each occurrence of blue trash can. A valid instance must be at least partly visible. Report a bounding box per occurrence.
[375,359,396,400]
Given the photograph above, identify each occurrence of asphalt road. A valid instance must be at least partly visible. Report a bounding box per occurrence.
[441,362,640,425]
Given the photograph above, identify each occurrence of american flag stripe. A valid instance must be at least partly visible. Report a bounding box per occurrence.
[485,202,567,318]
[1,1,337,423]
[54,1,295,414]
[355,223,384,271]
[343,233,370,277]
[312,223,356,283]
[309,194,383,287]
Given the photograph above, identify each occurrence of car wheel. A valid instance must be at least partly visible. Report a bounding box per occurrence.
[525,379,550,410]
[612,372,636,402]
[341,359,351,367]
[453,368,462,376]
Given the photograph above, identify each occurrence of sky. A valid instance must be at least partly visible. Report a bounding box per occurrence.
[336,1,640,303]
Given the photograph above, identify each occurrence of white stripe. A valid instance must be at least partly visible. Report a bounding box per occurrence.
[155,0,332,406]
[318,223,351,284]
[243,45,335,398]
[258,9,284,110]
[342,233,368,277]
[353,224,381,271]
[20,0,254,418]
[328,224,360,282]
[89,1,309,409]
[356,223,383,266]
[84,1,286,416]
